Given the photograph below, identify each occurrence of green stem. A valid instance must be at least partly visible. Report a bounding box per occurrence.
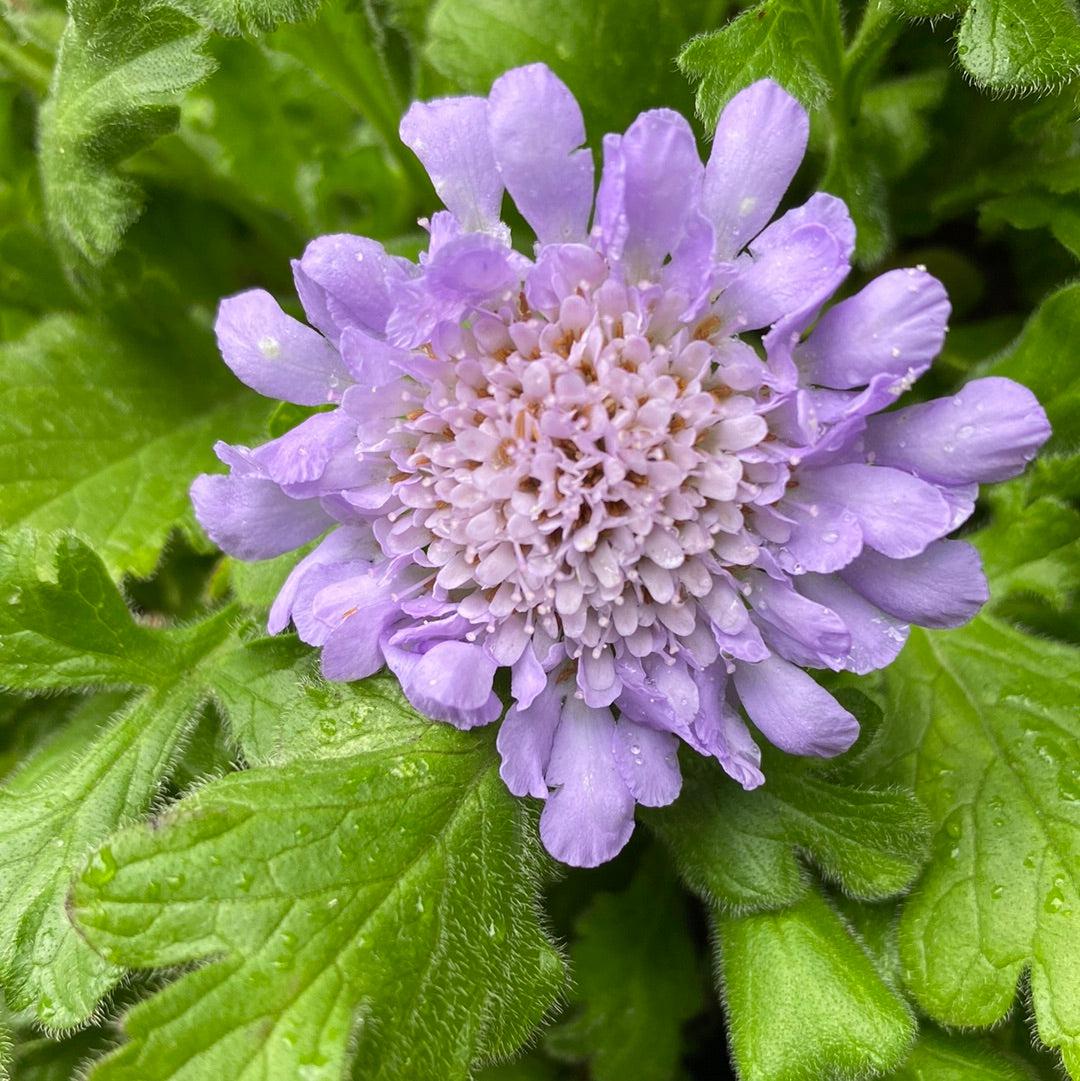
[844,0,901,106]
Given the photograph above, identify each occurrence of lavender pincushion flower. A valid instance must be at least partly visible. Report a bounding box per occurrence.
[192,68,1051,868]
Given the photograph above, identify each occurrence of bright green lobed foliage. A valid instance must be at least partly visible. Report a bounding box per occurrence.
[0,0,1078,1079]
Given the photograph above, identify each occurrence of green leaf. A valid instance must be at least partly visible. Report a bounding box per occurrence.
[38,0,215,267]
[0,314,269,580]
[174,32,420,241]
[864,616,1080,1074]
[715,889,916,1081]
[975,453,1080,615]
[956,0,1080,93]
[173,0,322,34]
[677,0,841,129]
[71,724,564,1081]
[209,636,442,766]
[426,0,712,137]
[646,712,931,913]
[0,533,238,1026]
[546,849,702,1081]
[5,1018,116,1081]
[886,1027,1038,1081]
[981,281,1080,448]
[981,190,1080,258]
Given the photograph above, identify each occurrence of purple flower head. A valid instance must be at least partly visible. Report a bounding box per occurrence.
[192,68,1051,868]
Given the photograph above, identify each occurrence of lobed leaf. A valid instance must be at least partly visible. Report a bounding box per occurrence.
[975,453,1080,616]
[715,889,916,1081]
[0,534,238,1026]
[38,0,215,267]
[426,0,711,137]
[886,1027,1039,1080]
[0,315,268,580]
[956,0,1080,93]
[866,617,1080,1073]
[646,723,931,913]
[677,0,840,128]
[71,724,564,1081]
[980,282,1080,450]
[172,0,322,34]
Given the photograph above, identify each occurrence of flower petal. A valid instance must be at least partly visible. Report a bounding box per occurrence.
[796,266,950,389]
[840,539,989,629]
[612,718,682,807]
[795,462,952,559]
[733,654,859,756]
[778,498,864,574]
[320,597,401,681]
[747,571,852,670]
[524,243,609,317]
[294,234,411,341]
[603,109,703,279]
[268,525,380,634]
[796,573,909,675]
[704,79,809,260]
[540,697,635,867]
[253,410,356,489]
[385,636,502,730]
[690,662,764,789]
[863,376,1051,484]
[215,289,350,405]
[719,223,845,332]
[488,63,594,244]
[497,677,562,798]
[191,452,332,561]
[399,95,503,232]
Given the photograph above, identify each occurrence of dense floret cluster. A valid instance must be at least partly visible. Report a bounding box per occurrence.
[194,67,1049,866]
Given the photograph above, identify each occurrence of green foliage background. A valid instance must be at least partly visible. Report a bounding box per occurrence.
[0,0,1079,1078]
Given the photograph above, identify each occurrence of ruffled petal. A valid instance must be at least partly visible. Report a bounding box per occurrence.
[718,223,845,332]
[215,289,351,405]
[510,643,547,710]
[268,525,380,634]
[385,233,521,348]
[796,573,909,675]
[190,446,332,561]
[778,498,864,574]
[704,79,809,260]
[840,540,989,629]
[320,603,399,681]
[747,571,851,670]
[399,96,503,232]
[385,635,502,729]
[293,234,411,342]
[863,376,1051,484]
[600,109,704,279]
[795,462,952,559]
[612,718,682,807]
[488,63,594,244]
[540,697,635,867]
[615,655,700,739]
[768,192,856,261]
[733,654,859,756]
[690,662,764,789]
[524,243,609,317]
[796,267,950,389]
[253,410,356,490]
[497,677,562,798]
